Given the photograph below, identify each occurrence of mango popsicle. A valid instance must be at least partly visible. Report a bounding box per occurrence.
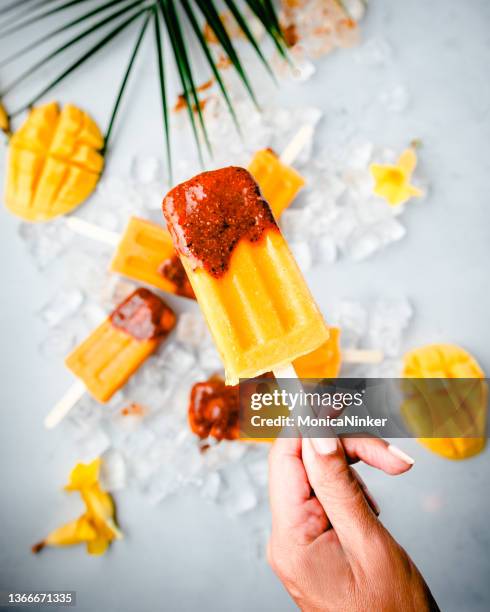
[45,289,176,429]
[66,288,175,403]
[109,216,195,299]
[162,167,329,384]
[248,148,305,218]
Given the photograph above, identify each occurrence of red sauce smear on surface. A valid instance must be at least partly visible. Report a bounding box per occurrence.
[162,167,278,278]
[110,288,176,341]
[158,255,196,300]
[121,402,147,417]
[188,375,240,441]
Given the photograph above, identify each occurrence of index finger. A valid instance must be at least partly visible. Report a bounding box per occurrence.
[269,436,327,543]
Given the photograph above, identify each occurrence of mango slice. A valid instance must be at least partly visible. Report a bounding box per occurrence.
[401,344,487,460]
[5,102,104,221]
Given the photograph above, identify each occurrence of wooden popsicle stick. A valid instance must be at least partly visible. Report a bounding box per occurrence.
[279,124,314,166]
[44,379,86,429]
[342,349,384,364]
[65,216,120,247]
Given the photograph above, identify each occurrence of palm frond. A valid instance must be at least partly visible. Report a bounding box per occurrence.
[1,1,147,96]
[181,0,241,136]
[0,0,286,177]
[104,10,151,153]
[153,7,172,179]
[0,0,132,45]
[10,9,147,116]
[0,0,60,34]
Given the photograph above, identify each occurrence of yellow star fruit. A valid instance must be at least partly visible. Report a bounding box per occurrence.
[5,101,104,222]
[370,147,423,206]
[401,344,487,460]
[33,459,122,556]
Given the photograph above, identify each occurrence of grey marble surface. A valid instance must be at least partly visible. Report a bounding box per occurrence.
[1,1,490,611]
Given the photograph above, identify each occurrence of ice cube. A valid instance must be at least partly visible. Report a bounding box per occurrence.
[76,428,111,461]
[112,407,147,434]
[333,301,368,345]
[346,141,374,170]
[100,277,136,308]
[376,218,406,244]
[247,457,269,488]
[369,298,413,357]
[81,302,107,328]
[39,328,76,357]
[223,467,258,516]
[100,449,127,491]
[18,219,71,269]
[346,232,381,261]
[158,343,196,374]
[38,289,84,328]
[354,37,393,67]
[142,468,180,504]
[201,472,222,502]
[379,84,409,113]
[280,208,314,242]
[141,182,171,211]
[317,237,337,263]
[124,427,156,457]
[176,312,208,347]
[290,242,313,272]
[343,0,366,21]
[131,155,161,185]
[66,398,103,437]
[198,344,223,375]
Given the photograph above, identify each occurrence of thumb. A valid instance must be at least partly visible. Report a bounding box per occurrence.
[302,436,379,549]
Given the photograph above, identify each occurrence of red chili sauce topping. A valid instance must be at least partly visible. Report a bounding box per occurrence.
[157,255,196,300]
[110,288,176,341]
[162,167,278,277]
[188,375,240,441]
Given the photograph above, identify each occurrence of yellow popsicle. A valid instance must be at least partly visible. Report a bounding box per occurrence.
[162,167,328,385]
[5,102,104,221]
[66,288,175,402]
[248,148,305,218]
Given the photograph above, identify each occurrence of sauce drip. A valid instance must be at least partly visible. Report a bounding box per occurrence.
[158,255,195,299]
[110,288,176,341]
[188,375,240,441]
[162,167,278,278]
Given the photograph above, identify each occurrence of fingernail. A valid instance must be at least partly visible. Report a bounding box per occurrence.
[310,436,338,456]
[388,444,415,465]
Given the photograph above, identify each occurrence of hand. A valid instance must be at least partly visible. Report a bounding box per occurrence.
[268,436,439,612]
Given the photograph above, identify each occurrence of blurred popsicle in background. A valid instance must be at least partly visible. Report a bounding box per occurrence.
[45,289,176,428]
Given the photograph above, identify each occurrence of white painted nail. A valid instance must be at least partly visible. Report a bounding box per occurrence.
[388,444,415,465]
[310,436,338,456]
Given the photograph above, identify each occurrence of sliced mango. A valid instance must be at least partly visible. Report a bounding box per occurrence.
[5,102,104,221]
[401,344,487,460]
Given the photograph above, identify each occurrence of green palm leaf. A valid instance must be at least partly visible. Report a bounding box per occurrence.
[0,0,286,177]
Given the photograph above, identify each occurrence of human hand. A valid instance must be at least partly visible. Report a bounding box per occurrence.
[268,436,439,611]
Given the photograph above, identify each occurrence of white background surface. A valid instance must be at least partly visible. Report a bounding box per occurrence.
[1,1,490,610]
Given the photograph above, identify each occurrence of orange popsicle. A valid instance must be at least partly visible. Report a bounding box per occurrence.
[66,288,175,402]
[162,167,328,384]
[248,148,305,218]
[109,217,194,299]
